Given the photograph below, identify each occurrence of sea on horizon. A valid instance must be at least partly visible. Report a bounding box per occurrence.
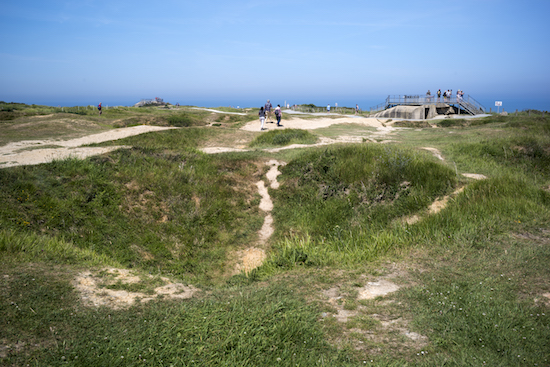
[5,95,549,113]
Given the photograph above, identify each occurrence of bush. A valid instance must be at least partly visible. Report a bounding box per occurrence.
[166,113,206,127]
[271,144,456,243]
[249,129,318,147]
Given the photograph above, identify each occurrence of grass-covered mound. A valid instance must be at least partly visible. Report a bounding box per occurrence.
[165,112,209,127]
[1,110,550,366]
[0,129,264,282]
[249,129,318,148]
[265,144,456,268]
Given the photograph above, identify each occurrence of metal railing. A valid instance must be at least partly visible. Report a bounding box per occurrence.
[370,94,486,115]
[289,105,363,114]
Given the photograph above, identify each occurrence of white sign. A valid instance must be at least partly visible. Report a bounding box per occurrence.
[495,101,502,106]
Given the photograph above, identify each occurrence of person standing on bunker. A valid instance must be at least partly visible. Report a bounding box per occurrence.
[259,106,266,131]
[98,102,102,116]
[437,89,441,102]
[264,100,273,123]
[274,104,282,127]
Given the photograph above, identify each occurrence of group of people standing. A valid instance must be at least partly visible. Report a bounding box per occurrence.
[258,100,283,131]
[433,89,465,102]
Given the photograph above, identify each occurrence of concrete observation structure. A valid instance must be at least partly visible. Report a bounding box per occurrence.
[134,97,165,107]
[371,95,486,119]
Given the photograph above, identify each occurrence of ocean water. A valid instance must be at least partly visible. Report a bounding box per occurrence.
[8,95,549,112]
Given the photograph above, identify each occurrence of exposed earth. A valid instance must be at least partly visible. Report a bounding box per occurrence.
[0,125,177,168]
[1,112,487,312]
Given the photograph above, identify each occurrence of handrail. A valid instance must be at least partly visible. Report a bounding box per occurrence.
[369,94,486,115]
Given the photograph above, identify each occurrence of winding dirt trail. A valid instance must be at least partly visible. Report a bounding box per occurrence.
[0,125,177,168]
[233,160,285,274]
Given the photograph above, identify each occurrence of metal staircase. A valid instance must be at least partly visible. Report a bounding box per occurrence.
[457,95,485,115]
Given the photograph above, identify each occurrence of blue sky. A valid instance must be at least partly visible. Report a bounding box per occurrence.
[1,0,549,110]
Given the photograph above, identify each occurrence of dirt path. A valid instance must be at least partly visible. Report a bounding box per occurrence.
[201,116,398,155]
[241,115,391,132]
[0,125,177,168]
[233,160,285,274]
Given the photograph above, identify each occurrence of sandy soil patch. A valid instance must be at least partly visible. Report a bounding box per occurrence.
[358,279,401,300]
[402,186,470,225]
[233,248,267,275]
[74,268,197,309]
[421,147,444,161]
[429,187,465,215]
[200,117,398,154]
[321,272,428,352]
[241,116,390,132]
[232,160,285,275]
[256,180,274,212]
[200,147,250,154]
[462,173,488,180]
[0,125,177,168]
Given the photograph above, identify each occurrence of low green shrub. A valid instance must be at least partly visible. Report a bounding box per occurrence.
[166,113,205,127]
[249,129,318,147]
[262,145,457,270]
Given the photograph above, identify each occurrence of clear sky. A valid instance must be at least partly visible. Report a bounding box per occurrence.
[1,0,549,111]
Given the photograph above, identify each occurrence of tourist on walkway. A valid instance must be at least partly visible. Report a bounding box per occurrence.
[259,106,266,130]
[355,104,359,115]
[327,104,330,114]
[274,104,283,126]
[264,100,273,122]
[98,102,102,115]
[437,89,441,102]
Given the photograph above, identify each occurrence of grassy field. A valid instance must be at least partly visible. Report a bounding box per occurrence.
[1,104,549,366]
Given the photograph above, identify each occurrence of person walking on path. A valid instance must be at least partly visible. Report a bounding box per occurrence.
[98,102,102,116]
[274,104,283,126]
[355,104,359,115]
[259,106,266,130]
[327,104,330,114]
[264,100,273,123]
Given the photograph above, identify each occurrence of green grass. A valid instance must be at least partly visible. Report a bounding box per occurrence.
[249,129,318,147]
[214,113,254,125]
[403,266,550,365]
[165,112,208,127]
[0,262,357,366]
[0,139,263,282]
[1,106,549,366]
[267,144,456,255]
